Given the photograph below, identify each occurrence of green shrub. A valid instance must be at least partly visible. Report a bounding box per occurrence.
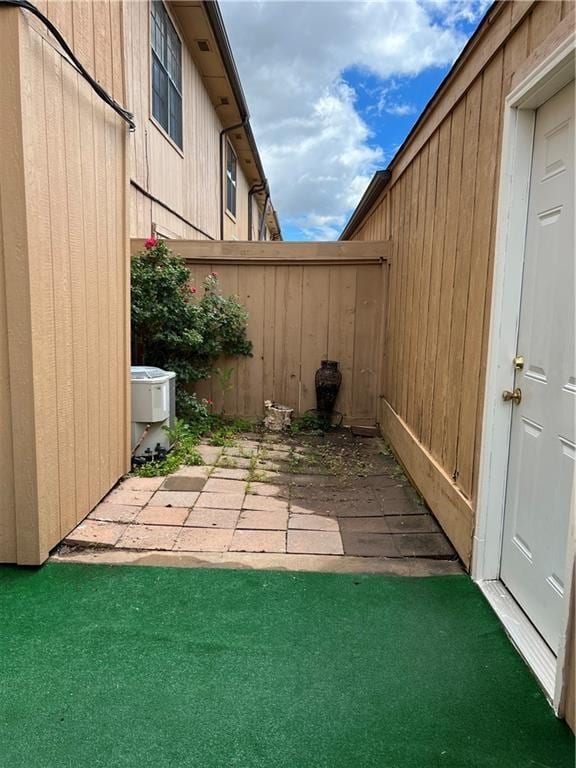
[131,239,252,403]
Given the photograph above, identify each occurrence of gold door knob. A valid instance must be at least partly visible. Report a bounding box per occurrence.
[502,388,522,405]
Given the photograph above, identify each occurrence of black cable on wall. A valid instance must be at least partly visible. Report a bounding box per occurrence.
[130,180,215,241]
[0,0,136,131]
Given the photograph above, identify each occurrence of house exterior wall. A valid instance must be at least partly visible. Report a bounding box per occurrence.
[0,160,16,563]
[124,0,271,242]
[343,0,574,567]
[0,3,130,564]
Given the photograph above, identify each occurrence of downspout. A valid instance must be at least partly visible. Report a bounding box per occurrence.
[248,182,266,240]
[258,192,270,241]
[219,119,247,240]
[204,2,281,240]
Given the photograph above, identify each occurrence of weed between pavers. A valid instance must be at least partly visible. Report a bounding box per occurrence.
[134,420,203,477]
[133,418,391,485]
[285,441,376,477]
[218,456,238,469]
[133,416,255,477]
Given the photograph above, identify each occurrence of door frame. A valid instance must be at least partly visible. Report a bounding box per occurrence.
[473,34,575,714]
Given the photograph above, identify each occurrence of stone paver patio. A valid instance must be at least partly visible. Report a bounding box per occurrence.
[55,431,461,575]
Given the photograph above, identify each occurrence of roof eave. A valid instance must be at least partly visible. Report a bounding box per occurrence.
[203,1,282,239]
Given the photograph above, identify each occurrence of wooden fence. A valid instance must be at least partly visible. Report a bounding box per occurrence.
[131,240,391,424]
[344,1,575,566]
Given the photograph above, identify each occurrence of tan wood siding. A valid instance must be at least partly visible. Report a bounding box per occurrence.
[0,5,129,564]
[345,0,572,565]
[131,240,390,424]
[0,212,16,561]
[124,0,257,241]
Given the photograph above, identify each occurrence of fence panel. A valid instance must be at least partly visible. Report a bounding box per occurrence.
[131,240,390,425]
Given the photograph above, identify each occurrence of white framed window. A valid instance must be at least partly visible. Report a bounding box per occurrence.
[226,141,237,217]
[151,1,182,148]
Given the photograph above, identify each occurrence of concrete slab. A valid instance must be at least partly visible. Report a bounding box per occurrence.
[51,548,463,576]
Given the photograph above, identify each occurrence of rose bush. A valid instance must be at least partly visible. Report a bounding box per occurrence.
[131,239,252,421]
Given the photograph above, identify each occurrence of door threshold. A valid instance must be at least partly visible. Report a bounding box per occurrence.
[478,579,556,702]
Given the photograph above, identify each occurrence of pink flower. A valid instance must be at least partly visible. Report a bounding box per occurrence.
[207,398,214,406]
[190,286,197,294]
[144,237,157,250]
[211,271,218,278]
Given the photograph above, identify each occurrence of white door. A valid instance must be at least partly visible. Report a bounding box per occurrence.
[501,82,575,654]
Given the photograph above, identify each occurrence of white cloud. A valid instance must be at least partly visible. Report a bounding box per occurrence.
[385,103,417,116]
[372,81,418,117]
[220,0,487,239]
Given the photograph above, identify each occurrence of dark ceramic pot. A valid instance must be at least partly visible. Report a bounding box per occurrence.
[315,360,342,413]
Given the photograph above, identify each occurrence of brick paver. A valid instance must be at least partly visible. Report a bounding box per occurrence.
[217,456,252,469]
[136,506,190,526]
[211,468,251,480]
[203,478,247,494]
[230,529,286,554]
[66,519,126,547]
[173,465,213,478]
[185,508,239,529]
[242,495,288,513]
[174,527,233,552]
[89,503,140,523]
[61,432,458,571]
[118,476,164,492]
[287,530,344,555]
[150,491,200,508]
[195,492,245,510]
[196,445,223,464]
[247,482,289,497]
[104,489,155,506]
[117,525,179,551]
[237,509,288,530]
[288,514,339,532]
[340,531,401,558]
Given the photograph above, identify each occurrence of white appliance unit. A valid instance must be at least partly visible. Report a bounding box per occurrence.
[131,366,176,460]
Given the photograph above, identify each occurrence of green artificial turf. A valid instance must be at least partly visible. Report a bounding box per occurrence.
[0,564,573,768]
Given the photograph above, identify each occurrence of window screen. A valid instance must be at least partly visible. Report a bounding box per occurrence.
[151,1,182,148]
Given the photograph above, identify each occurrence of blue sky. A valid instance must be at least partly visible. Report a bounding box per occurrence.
[221,1,489,241]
